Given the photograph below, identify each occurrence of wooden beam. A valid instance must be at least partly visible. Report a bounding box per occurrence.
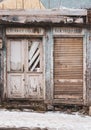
[0,9,87,16]
[44,28,54,104]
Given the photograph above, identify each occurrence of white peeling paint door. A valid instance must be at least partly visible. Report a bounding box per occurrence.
[25,39,43,99]
[7,39,25,98]
[7,39,43,99]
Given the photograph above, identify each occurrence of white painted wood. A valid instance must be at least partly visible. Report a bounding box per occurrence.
[53,27,83,35]
[7,38,44,99]
[25,39,28,72]
[43,36,46,100]
[25,74,43,98]
[39,41,43,72]
[7,73,24,98]
[10,40,22,71]
[0,9,87,16]
[6,28,44,36]
[7,40,10,72]
[7,39,25,98]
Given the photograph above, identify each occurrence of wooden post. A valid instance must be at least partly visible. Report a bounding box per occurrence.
[2,27,7,100]
[44,27,54,106]
[87,28,91,105]
[83,29,87,105]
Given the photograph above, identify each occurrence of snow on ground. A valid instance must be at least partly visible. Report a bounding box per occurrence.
[0,109,91,130]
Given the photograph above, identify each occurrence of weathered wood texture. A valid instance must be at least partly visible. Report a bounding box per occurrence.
[44,28,54,103]
[0,27,4,101]
[2,27,6,99]
[0,9,86,16]
[87,9,91,24]
[7,38,43,99]
[54,37,83,104]
[87,29,91,105]
[0,9,86,24]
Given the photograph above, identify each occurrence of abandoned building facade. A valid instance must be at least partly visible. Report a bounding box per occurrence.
[0,7,91,108]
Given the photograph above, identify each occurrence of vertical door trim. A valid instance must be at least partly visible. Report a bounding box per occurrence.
[83,30,87,105]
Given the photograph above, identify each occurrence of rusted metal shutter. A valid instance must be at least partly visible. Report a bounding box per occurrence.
[54,37,83,104]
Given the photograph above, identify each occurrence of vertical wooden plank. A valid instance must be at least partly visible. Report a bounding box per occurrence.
[3,27,7,99]
[50,28,54,102]
[0,50,3,101]
[39,41,43,72]
[86,28,91,105]
[83,29,87,105]
[42,36,46,100]
[7,40,10,72]
[44,28,54,104]
[0,26,3,102]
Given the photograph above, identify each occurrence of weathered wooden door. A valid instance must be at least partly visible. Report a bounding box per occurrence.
[54,37,83,104]
[7,38,43,99]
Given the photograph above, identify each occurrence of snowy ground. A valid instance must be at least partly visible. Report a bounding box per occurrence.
[0,109,91,130]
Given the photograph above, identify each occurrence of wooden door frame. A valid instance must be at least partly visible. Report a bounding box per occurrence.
[4,37,45,100]
[52,32,87,105]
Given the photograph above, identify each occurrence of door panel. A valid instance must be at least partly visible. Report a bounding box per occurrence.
[25,39,43,98]
[7,74,24,98]
[10,41,22,71]
[7,38,43,99]
[7,39,24,98]
[7,40,24,72]
[25,74,43,98]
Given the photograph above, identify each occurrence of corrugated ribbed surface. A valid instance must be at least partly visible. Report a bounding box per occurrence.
[54,37,83,101]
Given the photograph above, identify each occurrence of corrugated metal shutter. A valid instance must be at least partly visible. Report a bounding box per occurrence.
[54,37,83,102]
